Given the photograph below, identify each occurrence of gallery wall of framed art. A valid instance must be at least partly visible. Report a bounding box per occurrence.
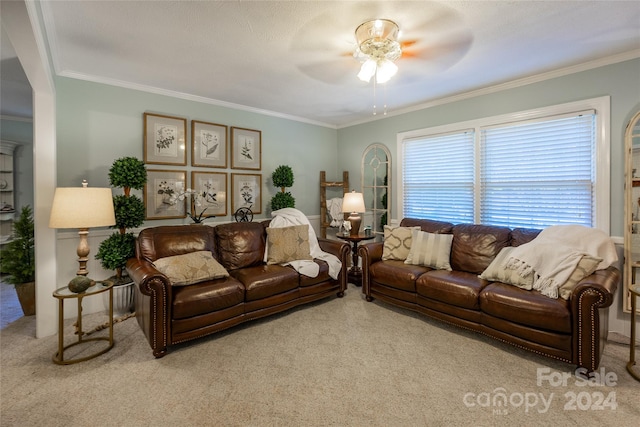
[142,112,262,220]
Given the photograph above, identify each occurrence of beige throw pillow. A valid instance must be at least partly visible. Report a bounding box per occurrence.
[479,246,535,290]
[382,225,421,261]
[266,224,313,265]
[558,255,602,300]
[404,230,453,270]
[153,251,229,286]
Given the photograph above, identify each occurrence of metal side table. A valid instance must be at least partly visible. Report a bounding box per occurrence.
[52,281,114,365]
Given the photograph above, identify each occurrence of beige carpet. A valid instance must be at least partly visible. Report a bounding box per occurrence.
[1,284,638,426]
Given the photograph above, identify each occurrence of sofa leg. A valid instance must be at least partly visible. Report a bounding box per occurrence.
[337,291,344,298]
[366,295,374,302]
[153,347,168,358]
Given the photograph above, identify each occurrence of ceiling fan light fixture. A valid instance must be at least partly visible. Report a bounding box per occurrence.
[357,58,377,82]
[354,19,402,84]
[375,59,398,84]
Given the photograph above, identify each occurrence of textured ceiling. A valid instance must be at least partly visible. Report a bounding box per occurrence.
[3,1,640,127]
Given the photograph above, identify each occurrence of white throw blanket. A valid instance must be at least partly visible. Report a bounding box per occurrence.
[504,225,618,298]
[326,198,344,227]
[265,208,342,280]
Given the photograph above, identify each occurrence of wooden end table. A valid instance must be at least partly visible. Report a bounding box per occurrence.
[52,281,114,365]
[337,232,375,286]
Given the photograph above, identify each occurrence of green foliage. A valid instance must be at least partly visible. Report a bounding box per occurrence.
[113,194,145,230]
[108,157,147,190]
[0,206,35,285]
[272,165,294,189]
[95,232,136,278]
[97,156,146,276]
[270,191,295,211]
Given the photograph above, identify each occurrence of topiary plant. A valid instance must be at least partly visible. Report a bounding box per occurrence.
[270,191,295,211]
[108,156,147,195]
[270,165,295,210]
[96,157,147,284]
[272,165,294,191]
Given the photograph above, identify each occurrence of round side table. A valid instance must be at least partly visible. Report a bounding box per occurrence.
[336,232,375,286]
[52,281,114,365]
[628,283,640,382]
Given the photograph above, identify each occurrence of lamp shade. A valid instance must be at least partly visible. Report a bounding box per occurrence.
[342,191,365,213]
[49,186,115,229]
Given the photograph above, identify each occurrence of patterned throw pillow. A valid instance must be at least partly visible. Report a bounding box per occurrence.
[404,230,453,270]
[479,246,535,290]
[266,224,313,265]
[153,251,229,286]
[382,225,421,261]
[558,255,602,300]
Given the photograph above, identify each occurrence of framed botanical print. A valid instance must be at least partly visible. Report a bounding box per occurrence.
[231,127,261,170]
[191,171,227,217]
[191,120,227,168]
[231,173,262,214]
[144,169,187,220]
[143,113,187,165]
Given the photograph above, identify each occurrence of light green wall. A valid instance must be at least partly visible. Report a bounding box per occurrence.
[1,118,34,212]
[337,58,640,238]
[55,77,339,224]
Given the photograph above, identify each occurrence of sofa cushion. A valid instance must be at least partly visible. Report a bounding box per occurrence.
[266,224,312,264]
[450,224,511,274]
[382,225,420,261]
[558,255,601,300]
[231,264,299,301]
[299,260,332,287]
[479,282,571,333]
[172,277,245,319]
[215,222,266,270]
[370,260,430,292]
[479,246,534,290]
[153,251,229,286]
[405,229,453,270]
[511,227,541,247]
[400,218,455,234]
[416,270,487,310]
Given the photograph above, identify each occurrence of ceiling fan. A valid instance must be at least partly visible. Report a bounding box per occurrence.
[291,1,473,87]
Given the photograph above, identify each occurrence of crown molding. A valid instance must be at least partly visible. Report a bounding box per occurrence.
[57,70,338,130]
[339,49,640,129]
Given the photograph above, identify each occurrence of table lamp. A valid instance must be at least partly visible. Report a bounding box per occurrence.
[49,180,116,279]
[342,190,366,237]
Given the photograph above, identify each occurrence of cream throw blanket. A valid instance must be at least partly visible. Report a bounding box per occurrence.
[504,225,618,298]
[265,208,342,280]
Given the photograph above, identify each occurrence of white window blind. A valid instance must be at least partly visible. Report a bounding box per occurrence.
[402,130,475,223]
[480,112,595,229]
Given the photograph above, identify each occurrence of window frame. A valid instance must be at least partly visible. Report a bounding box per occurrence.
[396,96,611,233]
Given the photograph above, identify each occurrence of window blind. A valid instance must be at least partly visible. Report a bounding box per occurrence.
[480,113,595,229]
[402,130,475,223]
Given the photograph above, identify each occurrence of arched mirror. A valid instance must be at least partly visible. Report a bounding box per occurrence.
[361,143,391,236]
[624,110,640,315]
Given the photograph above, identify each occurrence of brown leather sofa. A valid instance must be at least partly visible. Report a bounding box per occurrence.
[126,221,349,357]
[359,218,620,371]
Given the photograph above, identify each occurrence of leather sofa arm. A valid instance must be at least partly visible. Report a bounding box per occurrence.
[570,266,619,308]
[126,257,172,358]
[317,238,350,294]
[570,266,620,371]
[359,241,383,300]
[126,257,171,295]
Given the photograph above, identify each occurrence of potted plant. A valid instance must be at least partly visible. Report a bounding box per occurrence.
[270,165,295,211]
[95,157,146,315]
[0,205,35,315]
